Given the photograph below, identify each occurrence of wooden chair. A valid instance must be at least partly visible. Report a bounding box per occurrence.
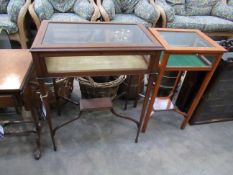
[0,0,31,48]
[29,0,100,29]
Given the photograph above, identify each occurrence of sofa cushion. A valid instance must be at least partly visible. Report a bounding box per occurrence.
[228,0,233,6]
[7,0,25,23]
[48,0,76,12]
[0,14,18,34]
[158,0,175,22]
[102,0,115,20]
[73,0,94,20]
[0,0,10,14]
[50,13,88,22]
[186,0,219,16]
[212,2,233,22]
[166,0,186,15]
[34,0,54,20]
[114,0,140,14]
[110,14,151,27]
[134,0,159,24]
[168,15,233,32]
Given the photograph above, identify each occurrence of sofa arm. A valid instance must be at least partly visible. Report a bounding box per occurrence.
[29,2,41,29]
[73,0,95,20]
[15,0,31,48]
[7,0,26,23]
[156,0,175,26]
[134,0,160,25]
[212,2,233,22]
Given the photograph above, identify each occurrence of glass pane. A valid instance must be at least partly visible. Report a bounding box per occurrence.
[159,31,213,48]
[43,23,153,45]
[205,55,215,63]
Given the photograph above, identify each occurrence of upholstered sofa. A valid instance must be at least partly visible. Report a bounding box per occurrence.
[97,0,160,27]
[0,0,31,48]
[29,0,100,29]
[156,0,233,37]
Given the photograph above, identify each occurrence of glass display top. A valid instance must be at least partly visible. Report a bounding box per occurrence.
[42,23,154,45]
[158,31,213,48]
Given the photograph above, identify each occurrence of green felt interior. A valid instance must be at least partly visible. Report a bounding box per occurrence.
[167,54,207,67]
[160,53,209,68]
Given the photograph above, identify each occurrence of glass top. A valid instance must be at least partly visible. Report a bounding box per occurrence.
[159,31,213,48]
[42,23,153,45]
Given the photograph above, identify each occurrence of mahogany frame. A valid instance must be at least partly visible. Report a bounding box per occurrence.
[30,21,164,150]
[142,28,226,132]
[0,50,41,159]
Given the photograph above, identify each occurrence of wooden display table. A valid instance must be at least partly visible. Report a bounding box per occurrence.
[30,21,164,150]
[142,28,226,132]
[0,50,41,159]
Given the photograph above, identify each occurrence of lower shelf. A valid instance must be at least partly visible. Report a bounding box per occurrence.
[45,55,148,73]
[80,98,112,111]
[153,97,175,111]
